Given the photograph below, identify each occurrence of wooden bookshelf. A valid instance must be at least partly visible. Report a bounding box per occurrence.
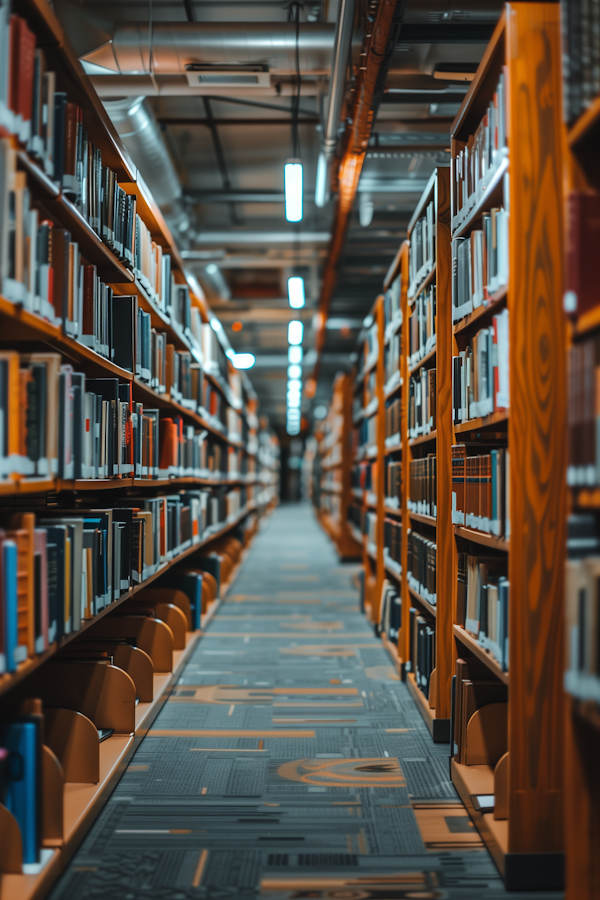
[0,0,273,894]
[561,2,600,897]
[448,5,566,889]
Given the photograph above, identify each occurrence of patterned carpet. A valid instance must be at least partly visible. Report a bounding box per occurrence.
[50,504,562,899]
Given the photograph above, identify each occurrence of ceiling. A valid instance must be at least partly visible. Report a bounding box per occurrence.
[57,0,503,435]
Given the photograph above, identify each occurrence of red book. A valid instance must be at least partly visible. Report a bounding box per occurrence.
[17,18,36,130]
[159,418,177,470]
[565,192,600,316]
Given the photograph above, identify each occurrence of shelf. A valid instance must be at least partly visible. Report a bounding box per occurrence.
[409,430,437,447]
[383,500,402,518]
[454,410,508,435]
[451,758,508,878]
[0,474,251,499]
[408,584,437,618]
[451,154,509,240]
[384,371,402,399]
[408,345,437,376]
[453,525,508,552]
[409,511,437,527]
[573,302,600,339]
[406,672,450,743]
[0,504,255,698]
[453,287,508,336]
[453,625,509,685]
[568,93,600,149]
[381,633,401,672]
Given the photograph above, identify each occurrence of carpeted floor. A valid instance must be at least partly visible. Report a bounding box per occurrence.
[50,504,563,899]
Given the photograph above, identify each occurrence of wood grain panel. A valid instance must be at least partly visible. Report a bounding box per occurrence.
[433,168,455,720]
[506,2,566,854]
[399,242,411,670]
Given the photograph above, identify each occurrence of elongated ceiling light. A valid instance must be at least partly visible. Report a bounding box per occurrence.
[288,320,303,345]
[284,160,303,222]
[288,275,305,309]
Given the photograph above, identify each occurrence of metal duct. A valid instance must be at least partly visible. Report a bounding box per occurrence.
[315,0,356,207]
[102,97,190,234]
[84,23,339,76]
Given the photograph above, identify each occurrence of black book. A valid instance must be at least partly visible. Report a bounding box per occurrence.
[71,372,85,480]
[44,526,67,640]
[111,295,136,372]
[52,93,68,184]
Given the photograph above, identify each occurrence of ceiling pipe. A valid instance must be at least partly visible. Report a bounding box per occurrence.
[83,22,343,75]
[315,0,356,208]
[305,0,407,399]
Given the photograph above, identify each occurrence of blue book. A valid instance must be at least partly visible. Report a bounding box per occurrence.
[2,719,41,864]
[3,540,18,673]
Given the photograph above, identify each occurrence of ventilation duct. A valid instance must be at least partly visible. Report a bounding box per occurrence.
[102,96,190,238]
[83,23,338,76]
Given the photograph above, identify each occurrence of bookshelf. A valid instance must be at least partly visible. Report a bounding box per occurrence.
[314,4,566,890]
[561,0,600,896]
[314,374,362,561]
[0,0,274,895]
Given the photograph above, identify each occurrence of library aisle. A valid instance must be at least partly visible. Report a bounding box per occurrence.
[49,506,559,900]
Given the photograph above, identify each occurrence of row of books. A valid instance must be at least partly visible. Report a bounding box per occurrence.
[560,0,600,125]
[408,199,435,297]
[379,580,401,644]
[0,558,225,864]
[364,318,379,368]
[319,491,341,520]
[451,209,509,321]
[384,516,401,569]
[0,496,246,674]
[452,658,508,765]
[0,352,238,483]
[451,445,509,538]
[385,397,401,440]
[407,530,436,605]
[408,608,436,700]
[408,455,437,518]
[384,277,401,327]
[347,502,362,534]
[357,414,377,451]
[452,310,509,424]
[457,552,509,671]
[408,285,436,368]
[408,368,436,438]
[385,329,400,387]
[386,460,401,505]
[364,510,377,551]
[564,514,600,701]
[567,332,600,486]
[452,69,507,219]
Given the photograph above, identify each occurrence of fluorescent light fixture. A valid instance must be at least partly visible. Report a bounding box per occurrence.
[284,160,303,222]
[232,353,255,369]
[315,151,329,208]
[287,394,302,408]
[288,345,303,364]
[286,423,300,434]
[287,276,305,309]
[210,318,222,332]
[206,263,219,275]
[288,378,302,391]
[288,364,302,379]
[288,320,303,345]
[362,314,373,328]
[225,348,235,359]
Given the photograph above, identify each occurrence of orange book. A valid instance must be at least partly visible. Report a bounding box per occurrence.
[159,418,177,470]
[0,352,21,479]
[6,512,35,656]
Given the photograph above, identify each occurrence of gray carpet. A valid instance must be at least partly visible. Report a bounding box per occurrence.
[49,504,563,899]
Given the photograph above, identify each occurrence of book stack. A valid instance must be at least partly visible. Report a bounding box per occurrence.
[564,514,600,702]
[451,210,509,321]
[408,368,436,438]
[567,331,600,486]
[408,199,435,297]
[379,579,401,642]
[385,397,401,440]
[452,69,507,223]
[408,455,436,518]
[201,323,230,384]
[452,310,509,422]
[365,510,377,554]
[560,0,600,125]
[384,516,402,570]
[451,445,509,537]
[408,608,436,700]
[364,318,379,368]
[409,286,436,367]
[384,329,401,392]
[358,414,378,451]
[384,277,401,328]
[457,553,509,671]
[385,460,402,505]
[407,530,436,605]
